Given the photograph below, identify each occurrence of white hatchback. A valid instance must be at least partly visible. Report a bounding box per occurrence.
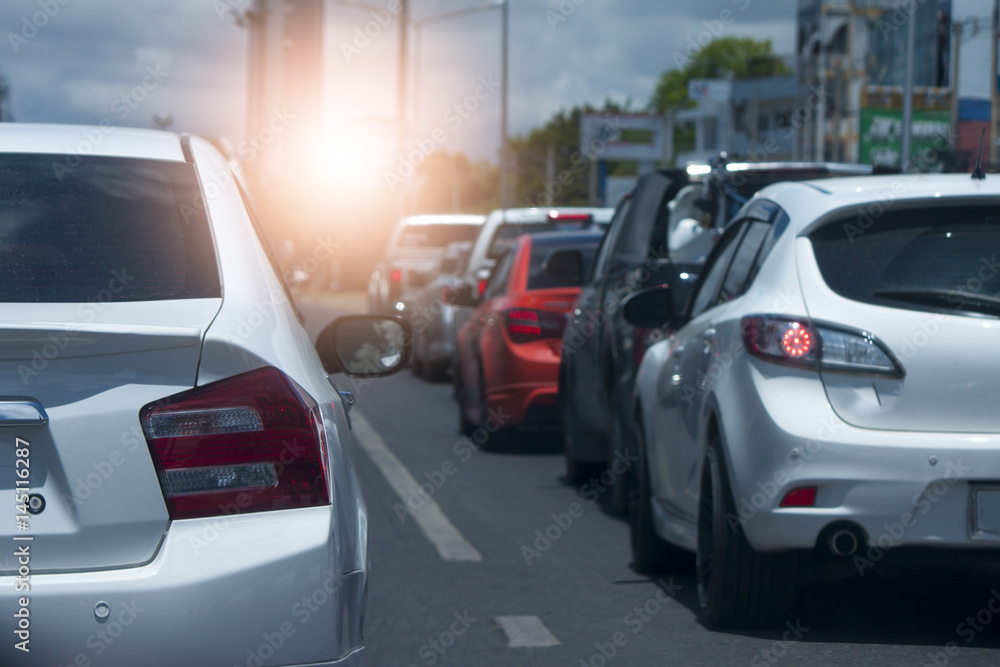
[625,173,1000,628]
[0,124,408,666]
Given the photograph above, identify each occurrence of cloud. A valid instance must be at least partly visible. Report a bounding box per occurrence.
[0,0,796,160]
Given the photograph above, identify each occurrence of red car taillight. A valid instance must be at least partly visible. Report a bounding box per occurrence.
[505,309,566,344]
[477,278,488,297]
[742,315,903,376]
[390,268,403,282]
[140,367,330,520]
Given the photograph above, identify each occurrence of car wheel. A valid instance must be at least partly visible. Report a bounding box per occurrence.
[423,360,449,383]
[629,417,692,574]
[455,359,476,436]
[609,394,634,518]
[562,393,602,484]
[697,437,796,628]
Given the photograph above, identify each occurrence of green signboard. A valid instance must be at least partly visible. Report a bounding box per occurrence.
[858,108,952,171]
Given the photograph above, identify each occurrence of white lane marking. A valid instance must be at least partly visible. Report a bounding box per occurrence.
[494,616,561,648]
[352,411,483,562]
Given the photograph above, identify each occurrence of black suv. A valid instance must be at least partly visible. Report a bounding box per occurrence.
[558,159,878,514]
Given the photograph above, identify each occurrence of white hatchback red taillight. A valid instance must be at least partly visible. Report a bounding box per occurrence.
[140,367,330,520]
[742,316,902,376]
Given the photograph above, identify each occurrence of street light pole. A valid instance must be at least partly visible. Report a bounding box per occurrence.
[398,0,409,178]
[499,0,509,208]
[900,1,916,171]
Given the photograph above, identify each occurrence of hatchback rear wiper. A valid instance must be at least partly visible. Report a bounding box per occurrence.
[873,288,1000,317]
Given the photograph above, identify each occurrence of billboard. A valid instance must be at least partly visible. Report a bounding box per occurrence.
[858,86,952,170]
[579,114,669,162]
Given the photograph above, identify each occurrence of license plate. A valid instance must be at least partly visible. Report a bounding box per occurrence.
[971,488,1000,540]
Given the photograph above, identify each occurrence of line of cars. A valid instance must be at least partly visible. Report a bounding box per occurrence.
[396,157,1000,629]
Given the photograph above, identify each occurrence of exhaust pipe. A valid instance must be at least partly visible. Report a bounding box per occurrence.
[828,529,859,557]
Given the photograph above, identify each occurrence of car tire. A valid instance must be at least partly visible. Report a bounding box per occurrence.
[562,396,602,484]
[609,394,634,518]
[410,354,424,377]
[697,437,796,628]
[423,360,449,383]
[455,359,476,436]
[630,417,692,574]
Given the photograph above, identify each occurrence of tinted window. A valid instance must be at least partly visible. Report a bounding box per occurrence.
[810,205,1000,317]
[0,154,219,303]
[439,257,460,275]
[717,220,770,303]
[688,222,746,319]
[527,242,599,290]
[488,221,592,259]
[591,197,631,280]
[483,250,514,301]
[399,224,479,249]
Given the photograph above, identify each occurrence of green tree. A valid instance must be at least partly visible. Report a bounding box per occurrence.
[414,151,499,214]
[509,98,630,207]
[650,37,790,113]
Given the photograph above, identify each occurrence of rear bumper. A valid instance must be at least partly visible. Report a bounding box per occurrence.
[487,381,559,426]
[0,506,366,667]
[722,366,1000,556]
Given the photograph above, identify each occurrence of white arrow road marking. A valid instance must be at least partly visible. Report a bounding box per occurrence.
[353,411,482,562]
[494,616,561,648]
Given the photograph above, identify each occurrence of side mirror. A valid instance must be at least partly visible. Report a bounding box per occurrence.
[450,284,479,307]
[543,249,584,285]
[621,285,676,329]
[316,315,411,377]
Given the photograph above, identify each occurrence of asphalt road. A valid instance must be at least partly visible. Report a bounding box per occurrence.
[297,291,1000,667]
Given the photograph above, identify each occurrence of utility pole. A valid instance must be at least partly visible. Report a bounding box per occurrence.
[815,6,826,162]
[499,0,509,209]
[991,0,999,169]
[951,20,963,150]
[901,2,916,171]
[398,0,409,183]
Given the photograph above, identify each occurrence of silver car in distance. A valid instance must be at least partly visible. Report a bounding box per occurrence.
[0,124,409,666]
[625,173,1000,628]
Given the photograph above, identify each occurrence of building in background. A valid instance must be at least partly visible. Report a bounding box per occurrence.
[245,0,325,182]
[672,76,799,166]
[795,0,953,167]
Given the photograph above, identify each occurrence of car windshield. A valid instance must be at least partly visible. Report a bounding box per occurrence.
[527,241,599,290]
[398,223,479,249]
[811,205,1000,317]
[0,154,220,302]
[488,221,594,259]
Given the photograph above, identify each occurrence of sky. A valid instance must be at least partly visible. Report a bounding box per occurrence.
[0,0,804,163]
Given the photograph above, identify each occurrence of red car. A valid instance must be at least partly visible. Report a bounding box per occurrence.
[455,231,602,439]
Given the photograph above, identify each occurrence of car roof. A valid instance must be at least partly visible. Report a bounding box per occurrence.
[488,207,615,224]
[0,123,186,161]
[398,214,486,226]
[756,173,1000,233]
